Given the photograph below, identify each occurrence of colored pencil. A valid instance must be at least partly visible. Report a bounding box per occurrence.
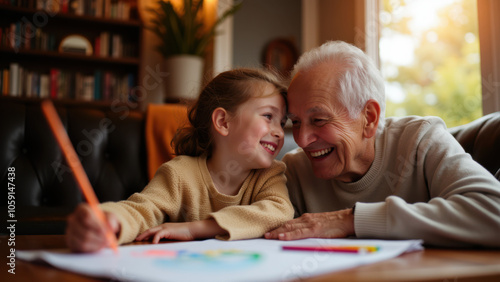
[282,245,379,253]
[41,100,119,253]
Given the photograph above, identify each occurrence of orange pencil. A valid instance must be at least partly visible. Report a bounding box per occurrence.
[41,100,119,253]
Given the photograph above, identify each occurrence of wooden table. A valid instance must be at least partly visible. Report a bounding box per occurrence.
[2,235,500,281]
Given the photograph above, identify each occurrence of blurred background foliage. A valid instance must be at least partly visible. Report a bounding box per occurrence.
[380,0,481,127]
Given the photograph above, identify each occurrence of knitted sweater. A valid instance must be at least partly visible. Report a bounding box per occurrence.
[283,116,500,247]
[100,155,294,244]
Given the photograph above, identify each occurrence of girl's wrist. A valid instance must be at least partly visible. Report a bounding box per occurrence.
[191,219,227,239]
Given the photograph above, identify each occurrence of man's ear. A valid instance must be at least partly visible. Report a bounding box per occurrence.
[212,107,230,136]
[363,99,380,138]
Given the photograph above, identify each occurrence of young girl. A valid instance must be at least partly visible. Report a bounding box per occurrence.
[66,68,294,252]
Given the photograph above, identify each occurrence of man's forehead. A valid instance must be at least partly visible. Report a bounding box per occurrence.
[289,73,338,100]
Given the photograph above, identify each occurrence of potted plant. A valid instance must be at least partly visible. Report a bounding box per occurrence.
[147,0,242,101]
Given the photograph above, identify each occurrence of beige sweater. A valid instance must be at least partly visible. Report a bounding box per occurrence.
[284,116,500,247]
[101,155,294,244]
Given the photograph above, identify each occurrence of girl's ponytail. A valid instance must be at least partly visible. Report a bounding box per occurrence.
[172,103,212,157]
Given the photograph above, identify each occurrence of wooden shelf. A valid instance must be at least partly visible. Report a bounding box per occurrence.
[0,47,140,66]
[0,1,143,102]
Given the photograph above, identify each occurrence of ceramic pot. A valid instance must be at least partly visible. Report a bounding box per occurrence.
[164,55,204,102]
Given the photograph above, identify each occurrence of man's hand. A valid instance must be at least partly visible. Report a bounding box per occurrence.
[66,203,121,253]
[264,208,355,240]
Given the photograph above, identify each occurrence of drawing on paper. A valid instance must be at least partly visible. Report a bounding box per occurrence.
[133,249,263,271]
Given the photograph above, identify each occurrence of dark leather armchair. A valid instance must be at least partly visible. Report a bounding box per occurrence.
[1,98,148,234]
[448,112,500,179]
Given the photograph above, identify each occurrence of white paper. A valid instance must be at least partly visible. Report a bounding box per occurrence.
[17,238,423,281]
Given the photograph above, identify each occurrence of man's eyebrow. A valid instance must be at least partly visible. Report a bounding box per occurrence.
[287,106,328,119]
[307,106,328,114]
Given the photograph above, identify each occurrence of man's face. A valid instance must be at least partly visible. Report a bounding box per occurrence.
[287,64,372,182]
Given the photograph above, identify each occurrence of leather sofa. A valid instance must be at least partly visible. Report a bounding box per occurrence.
[1,97,149,235]
[1,97,499,235]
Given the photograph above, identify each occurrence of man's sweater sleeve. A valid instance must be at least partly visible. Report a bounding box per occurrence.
[355,119,500,247]
[100,164,180,244]
[210,162,295,240]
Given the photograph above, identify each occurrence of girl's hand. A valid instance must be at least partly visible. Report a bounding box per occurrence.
[135,222,195,243]
[136,219,227,243]
[65,203,121,253]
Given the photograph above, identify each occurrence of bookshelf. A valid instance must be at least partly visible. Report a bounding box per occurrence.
[0,0,142,102]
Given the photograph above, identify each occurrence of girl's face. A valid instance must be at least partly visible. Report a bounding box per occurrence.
[227,82,287,170]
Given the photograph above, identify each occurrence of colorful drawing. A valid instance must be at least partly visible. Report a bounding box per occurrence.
[134,249,263,271]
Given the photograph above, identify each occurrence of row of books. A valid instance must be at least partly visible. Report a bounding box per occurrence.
[95,31,137,58]
[1,0,132,20]
[1,63,136,101]
[1,22,57,52]
[1,22,136,58]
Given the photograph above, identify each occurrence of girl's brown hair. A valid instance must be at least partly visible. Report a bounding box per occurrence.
[172,68,287,157]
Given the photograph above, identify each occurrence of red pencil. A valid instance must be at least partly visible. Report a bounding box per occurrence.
[282,245,379,253]
[41,100,119,253]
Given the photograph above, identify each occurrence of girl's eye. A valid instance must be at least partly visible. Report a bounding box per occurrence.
[263,114,272,120]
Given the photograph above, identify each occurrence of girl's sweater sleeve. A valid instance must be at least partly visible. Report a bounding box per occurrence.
[100,163,181,244]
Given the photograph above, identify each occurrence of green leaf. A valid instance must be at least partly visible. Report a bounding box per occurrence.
[147,0,242,57]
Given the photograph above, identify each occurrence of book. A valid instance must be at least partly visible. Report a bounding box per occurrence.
[103,71,111,100]
[25,71,33,97]
[94,70,102,100]
[18,66,24,96]
[2,69,9,95]
[75,72,84,100]
[99,31,109,57]
[82,76,94,101]
[111,34,122,58]
[50,68,60,99]
[40,74,50,98]
[94,36,100,56]
[95,0,103,17]
[9,63,19,96]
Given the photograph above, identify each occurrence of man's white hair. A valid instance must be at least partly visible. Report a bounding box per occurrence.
[291,41,386,135]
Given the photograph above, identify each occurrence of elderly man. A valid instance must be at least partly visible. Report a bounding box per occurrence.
[265,41,500,247]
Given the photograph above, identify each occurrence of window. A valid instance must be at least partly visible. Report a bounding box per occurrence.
[379,0,482,127]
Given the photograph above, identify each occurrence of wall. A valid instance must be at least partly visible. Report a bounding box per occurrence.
[318,0,357,45]
[137,0,361,109]
[302,0,362,51]
[138,0,167,109]
[232,0,302,68]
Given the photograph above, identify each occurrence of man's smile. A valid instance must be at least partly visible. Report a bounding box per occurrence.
[309,147,333,158]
